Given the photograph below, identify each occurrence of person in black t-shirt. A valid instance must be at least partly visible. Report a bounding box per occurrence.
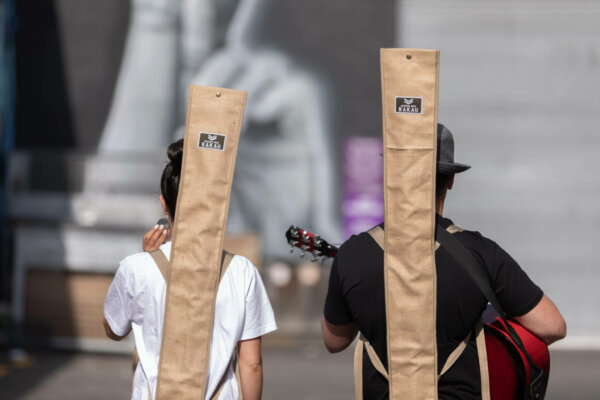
[322,123,566,399]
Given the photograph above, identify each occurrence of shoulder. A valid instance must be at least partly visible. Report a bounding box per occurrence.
[115,251,161,288]
[337,230,380,259]
[226,254,257,275]
[452,224,499,253]
[221,255,273,309]
[450,223,524,281]
[119,251,154,272]
[222,254,262,288]
[333,227,382,279]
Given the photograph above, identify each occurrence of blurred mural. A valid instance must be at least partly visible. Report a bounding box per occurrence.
[95,0,341,258]
[4,0,394,352]
[2,0,599,359]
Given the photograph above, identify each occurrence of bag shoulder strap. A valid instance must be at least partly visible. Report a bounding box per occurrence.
[210,362,230,400]
[438,331,472,378]
[367,226,384,250]
[220,251,234,282]
[208,250,237,400]
[475,318,491,400]
[359,334,389,378]
[354,227,470,392]
[435,225,505,316]
[354,332,471,384]
[149,248,234,285]
[144,248,238,400]
[436,222,545,389]
[367,224,463,251]
[149,249,170,282]
[354,334,387,400]
[132,249,169,389]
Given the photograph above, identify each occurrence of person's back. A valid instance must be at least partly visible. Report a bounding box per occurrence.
[105,241,275,399]
[321,123,566,399]
[103,139,277,399]
[325,216,545,399]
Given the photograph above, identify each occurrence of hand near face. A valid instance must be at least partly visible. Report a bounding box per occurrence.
[143,224,170,252]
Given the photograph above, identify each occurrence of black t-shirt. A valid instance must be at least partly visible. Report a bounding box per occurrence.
[324,215,543,399]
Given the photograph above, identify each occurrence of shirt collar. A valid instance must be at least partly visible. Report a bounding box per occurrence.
[376,215,454,230]
[436,214,454,228]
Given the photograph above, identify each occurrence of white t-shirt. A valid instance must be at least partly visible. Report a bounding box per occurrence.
[104,242,277,400]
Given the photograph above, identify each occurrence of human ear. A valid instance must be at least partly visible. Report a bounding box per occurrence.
[159,195,169,215]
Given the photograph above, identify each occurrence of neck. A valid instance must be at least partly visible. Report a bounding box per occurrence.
[436,196,445,216]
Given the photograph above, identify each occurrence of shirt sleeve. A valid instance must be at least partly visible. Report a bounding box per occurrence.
[489,241,544,317]
[323,257,353,325]
[240,258,277,341]
[103,262,134,337]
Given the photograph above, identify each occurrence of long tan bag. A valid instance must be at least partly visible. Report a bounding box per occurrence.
[155,86,247,400]
[132,250,238,400]
[381,48,439,399]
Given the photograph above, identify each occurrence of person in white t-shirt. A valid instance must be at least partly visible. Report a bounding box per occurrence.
[103,139,277,400]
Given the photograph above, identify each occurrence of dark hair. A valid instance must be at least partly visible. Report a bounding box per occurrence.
[436,173,454,200]
[160,139,184,220]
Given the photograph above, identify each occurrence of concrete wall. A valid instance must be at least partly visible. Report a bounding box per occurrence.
[397,0,600,345]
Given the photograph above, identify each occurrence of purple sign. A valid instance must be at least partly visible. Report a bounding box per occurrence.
[343,137,383,239]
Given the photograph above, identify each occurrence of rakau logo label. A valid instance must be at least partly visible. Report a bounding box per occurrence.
[395,97,422,114]
[198,132,226,151]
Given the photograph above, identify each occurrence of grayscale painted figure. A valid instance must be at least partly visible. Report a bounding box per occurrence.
[93,0,341,258]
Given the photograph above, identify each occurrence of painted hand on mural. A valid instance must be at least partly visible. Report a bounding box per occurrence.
[93,0,340,259]
[97,0,219,155]
[132,0,181,23]
[190,47,340,255]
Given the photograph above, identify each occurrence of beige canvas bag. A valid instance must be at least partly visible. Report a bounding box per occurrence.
[155,86,247,399]
[131,250,239,400]
[353,226,491,400]
[380,48,439,399]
